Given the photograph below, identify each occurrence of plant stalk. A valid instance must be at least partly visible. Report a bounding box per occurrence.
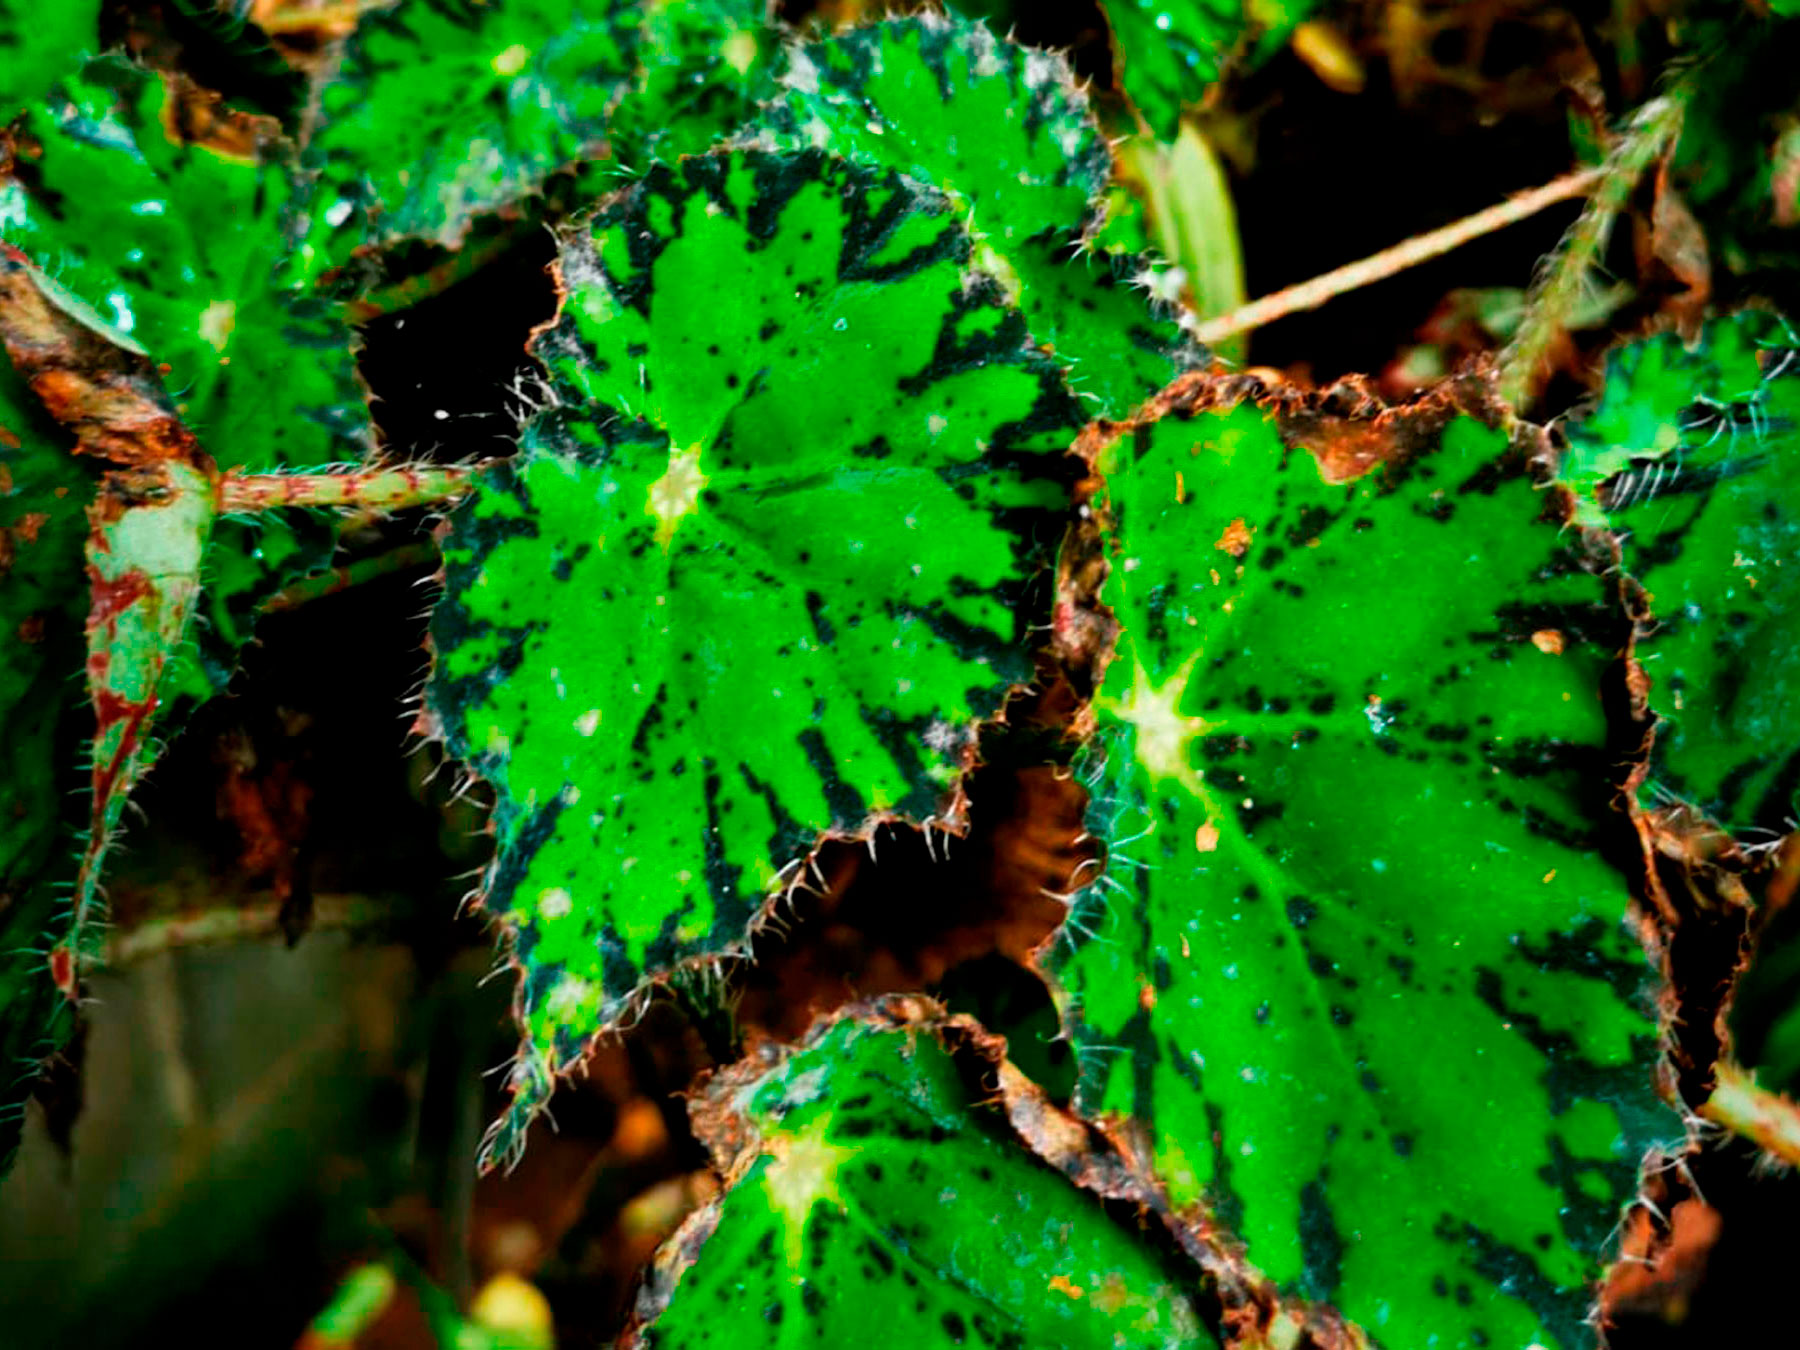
[1700,1062,1800,1166]
[218,464,478,514]
[1190,167,1602,349]
[1495,94,1687,410]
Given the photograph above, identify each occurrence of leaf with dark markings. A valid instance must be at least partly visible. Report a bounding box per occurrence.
[628,1002,1218,1349]
[765,16,1111,244]
[762,16,1199,419]
[1561,310,1800,835]
[299,0,641,269]
[609,0,775,167]
[426,148,1082,1162]
[1000,236,1204,421]
[1042,376,1673,1350]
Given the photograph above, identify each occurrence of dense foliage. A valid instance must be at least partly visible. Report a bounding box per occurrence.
[4,2,1800,1348]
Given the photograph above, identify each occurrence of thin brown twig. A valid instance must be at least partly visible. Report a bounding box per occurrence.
[1189,167,1603,349]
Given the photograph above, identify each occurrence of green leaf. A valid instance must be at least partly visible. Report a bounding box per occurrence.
[766,16,1111,244]
[1043,384,1671,1348]
[996,236,1204,421]
[299,0,641,269]
[610,0,775,167]
[1103,0,1320,140]
[1560,310,1800,833]
[630,1005,1218,1349]
[428,148,1081,1161]
[0,360,94,1169]
[764,17,1200,420]
[0,0,101,116]
[0,57,368,697]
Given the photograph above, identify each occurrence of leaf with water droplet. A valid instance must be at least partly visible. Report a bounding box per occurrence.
[1043,376,1673,1348]
[300,0,640,268]
[763,15,1200,419]
[0,56,369,705]
[427,148,1081,1161]
[1102,0,1322,140]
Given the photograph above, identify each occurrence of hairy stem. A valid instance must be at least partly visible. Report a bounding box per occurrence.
[218,464,477,514]
[1700,1062,1800,1166]
[1495,94,1687,411]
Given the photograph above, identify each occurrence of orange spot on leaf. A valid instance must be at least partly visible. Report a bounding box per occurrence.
[1215,517,1252,557]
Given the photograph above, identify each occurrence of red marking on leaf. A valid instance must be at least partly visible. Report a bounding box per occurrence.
[87,567,153,627]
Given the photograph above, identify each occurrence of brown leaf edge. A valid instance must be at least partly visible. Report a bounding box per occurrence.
[616,994,1364,1350]
[1050,362,1508,707]
[1045,363,1723,1344]
[1537,379,1776,1326]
